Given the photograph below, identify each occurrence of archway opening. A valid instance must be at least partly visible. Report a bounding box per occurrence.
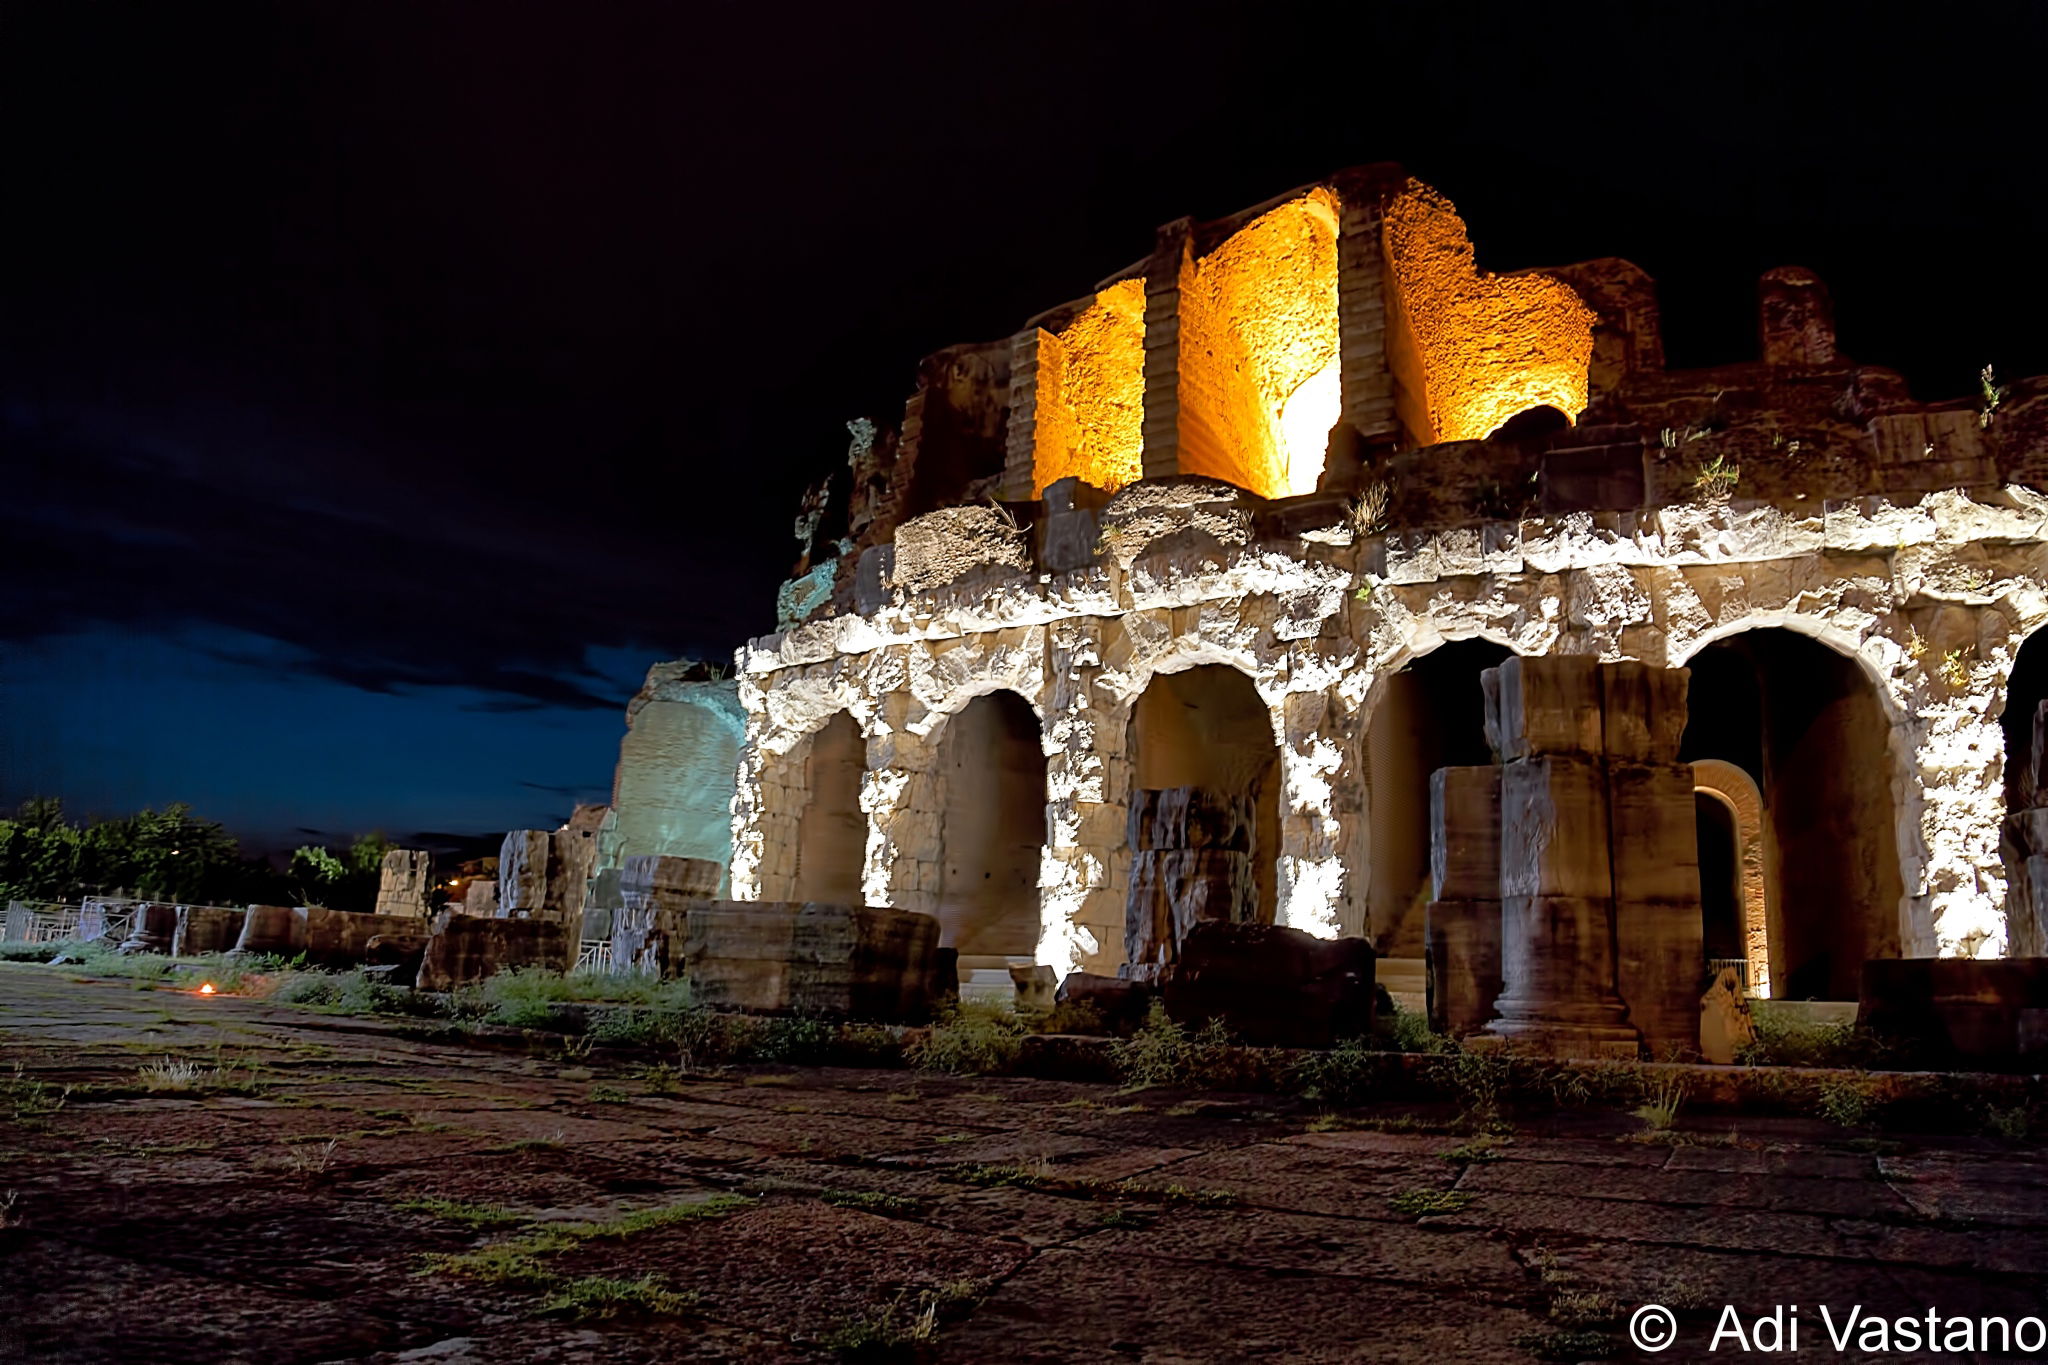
[1130,665,1280,922]
[1680,630,1901,1000]
[934,692,1047,961]
[792,712,866,905]
[1696,793,1745,964]
[1488,404,1571,443]
[2002,629,2048,812]
[1363,638,1514,955]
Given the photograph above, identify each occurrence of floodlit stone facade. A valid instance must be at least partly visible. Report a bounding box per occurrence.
[725,164,2048,993]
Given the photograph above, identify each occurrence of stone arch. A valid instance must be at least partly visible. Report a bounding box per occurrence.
[912,689,1051,966]
[785,711,867,905]
[1690,758,1770,997]
[1676,627,1902,999]
[1357,635,1516,954]
[1127,662,1284,924]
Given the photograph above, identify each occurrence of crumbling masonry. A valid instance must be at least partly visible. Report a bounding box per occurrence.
[707,164,2048,1006]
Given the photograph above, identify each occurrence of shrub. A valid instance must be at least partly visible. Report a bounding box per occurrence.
[910,1001,1023,1076]
[1737,1012,1885,1069]
[1291,1037,1381,1106]
[1372,1005,1455,1055]
[1109,1004,1236,1089]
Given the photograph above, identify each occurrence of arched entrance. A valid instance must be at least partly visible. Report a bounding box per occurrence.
[1999,627,2048,956]
[1690,758,1770,997]
[791,712,866,905]
[1362,638,1514,955]
[1129,665,1280,922]
[1680,631,1901,999]
[932,691,1047,961]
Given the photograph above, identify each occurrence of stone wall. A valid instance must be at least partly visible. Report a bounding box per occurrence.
[608,662,745,891]
[733,487,2048,983]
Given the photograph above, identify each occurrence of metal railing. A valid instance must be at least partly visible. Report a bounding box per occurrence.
[1706,957,1752,992]
[573,938,613,974]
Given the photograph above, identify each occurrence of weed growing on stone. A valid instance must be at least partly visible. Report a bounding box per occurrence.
[909,1001,1023,1076]
[1817,1077,1881,1128]
[1736,1013,1884,1069]
[1513,1328,1618,1361]
[3,1063,70,1121]
[1633,1078,1686,1132]
[395,1197,524,1228]
[1983,1104,2031,1140]
[281,1137,339,1179]
[1440,1134,1509,1163]
[559,1194,758,1239]
[540,1275,696,1321]
[586,1084,632,1105]
[1548,1289,1619,1328]
[822,1190,923,1217]
[1386,1188,1471,1217]
[1441,1051,1512,1134]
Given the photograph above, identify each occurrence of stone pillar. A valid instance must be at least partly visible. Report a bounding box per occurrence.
[1757,266,1836,367]
[612,854,722,977]
[374,849,433,918]
[1122,787,1255,981]
[1426,766,1501,1036]
[1483,656,1640,1056]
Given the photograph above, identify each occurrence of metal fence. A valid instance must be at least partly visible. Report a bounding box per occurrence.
[573,938,613,974]
[1706,957,1752,993]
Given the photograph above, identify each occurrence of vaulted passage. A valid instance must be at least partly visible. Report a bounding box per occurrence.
[1130,665,1281,922]
[1998,627,2048,955]
[792,712,866,905]
[1696,792,1746,963]
[1680,631,1901,1000]
[933,692,1047,960]
[1362,638,1513,955]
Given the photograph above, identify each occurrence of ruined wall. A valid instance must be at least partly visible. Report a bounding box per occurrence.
[1172,193,1341,499]
[733,487,2046,982]
[609,663,745,890]
[1018,280,1147,497]
[1384,180,1597,441]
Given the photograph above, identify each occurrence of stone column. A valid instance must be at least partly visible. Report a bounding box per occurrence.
[1425,765,1502,1036]
[1122,787,1255,981]
[1483,656,1640,1055]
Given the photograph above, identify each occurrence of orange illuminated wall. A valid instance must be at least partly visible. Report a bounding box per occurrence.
[1175,191,1341,498]
[1028,278,1145,495]
[1383,180,1595,443]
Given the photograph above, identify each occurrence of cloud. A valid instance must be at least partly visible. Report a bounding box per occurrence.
[0,402,761,711]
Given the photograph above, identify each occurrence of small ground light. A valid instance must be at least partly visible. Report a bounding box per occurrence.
[199,983,216,995]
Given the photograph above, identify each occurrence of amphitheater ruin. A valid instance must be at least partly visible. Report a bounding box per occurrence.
[590,161,2044,1034]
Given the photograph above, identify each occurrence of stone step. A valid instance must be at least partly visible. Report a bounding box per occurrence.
[1378,955,1427,1015]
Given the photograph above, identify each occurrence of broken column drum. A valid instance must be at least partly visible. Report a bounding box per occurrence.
[1122,786,1256,979]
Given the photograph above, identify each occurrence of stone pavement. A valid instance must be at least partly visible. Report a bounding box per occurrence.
[2,965,2045,1363]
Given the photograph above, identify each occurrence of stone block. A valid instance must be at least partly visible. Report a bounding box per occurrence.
[1124,848,1255,974]
[1499,756,1612,899]
[497,830,552,915]
[614,905,692,978]
[682,901,943,1022]
[1010,962,1058,1011]
[374,848,434,918]
[1482,655,1603,761]
[1042,508,1103,573]
[1598,662,1689,763]
[301,907,447,968]
[1615,899,1705,1060]
[1858,957,2048,1070]
[1127,786,1253,852]
[1429,766,1501,902]
[171,906,246,957]
[231,905,304,956]
[1054,971,1155,1035]
[1607,762,1701,904]
[1425,899,1502,1038]
[1161,921,1377,1048]
[417,912,573,992]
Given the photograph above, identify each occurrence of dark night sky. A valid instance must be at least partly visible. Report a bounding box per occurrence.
[4,0,2045,851]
